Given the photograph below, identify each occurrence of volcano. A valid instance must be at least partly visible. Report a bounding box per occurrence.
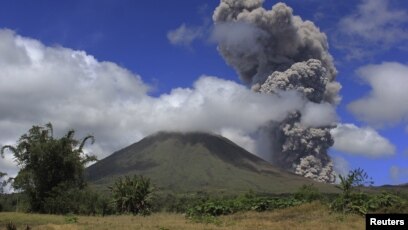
[86,132,336,194]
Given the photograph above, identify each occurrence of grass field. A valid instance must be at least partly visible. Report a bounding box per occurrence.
[0,202,365,230]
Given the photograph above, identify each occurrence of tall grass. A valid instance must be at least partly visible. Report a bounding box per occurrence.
[0,202,364,230]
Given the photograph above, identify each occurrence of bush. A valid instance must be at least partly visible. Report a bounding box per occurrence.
[110,175,154,215]
[330,192,370,215]
[367,192,407,213]
[186,194,305,218]
[295,184,322,202]
[330,168,373,215]
[42,184,113,215]
[151,192,209,213]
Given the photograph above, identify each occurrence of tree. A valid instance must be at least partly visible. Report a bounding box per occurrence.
[331,168,373,214]
[336,168,373,198]
[1,123,97,213]
[110,175,153,215]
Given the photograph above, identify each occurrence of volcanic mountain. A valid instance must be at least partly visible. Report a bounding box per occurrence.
[86,132,337,194]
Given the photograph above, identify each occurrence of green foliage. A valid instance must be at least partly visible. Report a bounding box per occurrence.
[109,175,154,215]
[366,192,407,213]
[64,214,78,224]
[330,191,370,215]
[151,192,210,213]
[331,168,373,215]
[329,168,408,215]
[42,184,113,215]
[331,191,408,215]
[295,184,322,202]
[186,193,305,219]
[0,193,30,212]
[336,168,373,196]
[0,123,97,213]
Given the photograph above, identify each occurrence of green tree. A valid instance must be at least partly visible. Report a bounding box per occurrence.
[1,123,97,213]
[337,168,373,197]
[331,168,373,214]
[110,175,153,215]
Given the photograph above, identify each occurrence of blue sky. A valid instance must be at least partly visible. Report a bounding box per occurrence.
[0,0,407,185]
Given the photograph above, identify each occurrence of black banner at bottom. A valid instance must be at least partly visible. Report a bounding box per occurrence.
[366,214,408,230]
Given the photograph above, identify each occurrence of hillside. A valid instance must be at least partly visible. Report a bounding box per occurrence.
[85,132,337,194]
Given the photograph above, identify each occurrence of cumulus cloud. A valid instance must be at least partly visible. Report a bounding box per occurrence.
[330,123,396,157]
[339,0,408,45]
[348,62,408,127]
[335,0,408,59]
[167,23,204,46]
[300,102,337,127]
[0,29,314,176]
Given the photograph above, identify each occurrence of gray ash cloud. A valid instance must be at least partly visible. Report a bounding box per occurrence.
[212,0,341,183]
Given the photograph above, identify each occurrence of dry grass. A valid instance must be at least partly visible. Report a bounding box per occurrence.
[0,202,365,230]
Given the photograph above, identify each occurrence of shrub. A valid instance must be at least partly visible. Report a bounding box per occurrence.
[330,168,374,215]
[295,184,322,202]
[110,175,154,215]
[367,192,407,213]
[42,184,112,215]
[64,214,78,224]
[186,195,305,218]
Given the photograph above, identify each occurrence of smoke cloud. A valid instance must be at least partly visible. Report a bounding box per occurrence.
[213,0,341,182]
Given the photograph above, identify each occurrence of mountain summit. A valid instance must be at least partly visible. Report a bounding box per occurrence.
[86,132,336,194]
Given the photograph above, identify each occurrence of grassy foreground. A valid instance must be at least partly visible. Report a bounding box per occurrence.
[0,202,364,230]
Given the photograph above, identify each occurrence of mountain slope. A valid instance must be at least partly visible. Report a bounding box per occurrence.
[86,132,337,194]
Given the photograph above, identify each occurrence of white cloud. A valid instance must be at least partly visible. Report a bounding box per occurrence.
[348,62,408,127]
[335,0,408,60]
[167,23,203,46]
[0,29,312,176]
[300,102,338,127]
[0,151,19,177]
[339,0,408,46]
[330,123,395,157]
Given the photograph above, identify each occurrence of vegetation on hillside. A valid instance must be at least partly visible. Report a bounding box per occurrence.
[85,132,338,195]
[0,124,407,229]
[330,168,407,215]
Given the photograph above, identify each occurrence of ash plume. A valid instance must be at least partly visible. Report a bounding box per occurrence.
[213,0,341,183]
